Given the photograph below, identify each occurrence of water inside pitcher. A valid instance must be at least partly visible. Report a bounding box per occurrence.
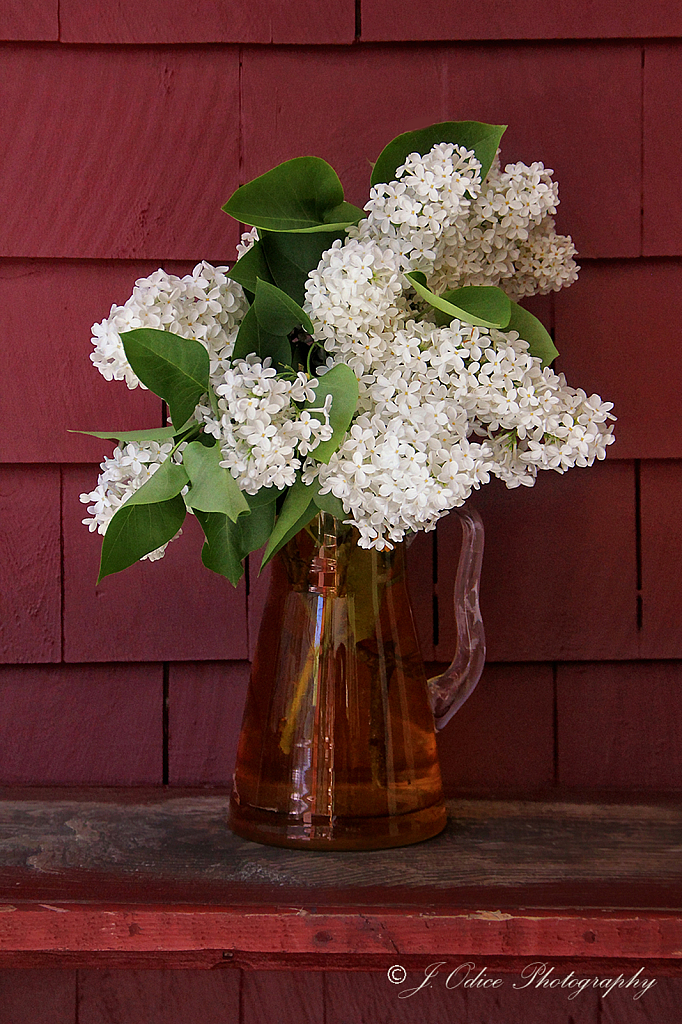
[229,508,485,849]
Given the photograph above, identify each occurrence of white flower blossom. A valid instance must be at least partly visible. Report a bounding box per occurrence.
[80,441,185,560]
[90,262,249,391]
[195,355,333,494]
[84,140,612,559]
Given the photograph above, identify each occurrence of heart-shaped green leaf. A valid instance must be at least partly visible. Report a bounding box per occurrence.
[222,156,346,233]
[226,239,274,295]
[182,441,250,521]
[254,279,314,336]
[306,364,359,464]
[406,273,510,329]
[371,121,506,188]
[260,229,345,306]
[120,328,210,429]
[261,474,318,568]
[433,285,512,330]
[507,301,559,366]
[97,458,189,582]
[232,305,293,368]
[196,511,244,586]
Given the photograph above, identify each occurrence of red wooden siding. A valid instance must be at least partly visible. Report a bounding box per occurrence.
[0,2,58,40]
[77,970,240,1024]
[557,662,682,790]
[644,45,682,256]
[241,44,641,258]
[60,1,355,45]
[555,260,682,460]
[0,466,61,663]
[436,663,555,795]
[326,971,601,1023]
[62,467,248,662]
[0,260,163,463]
[0,970,74,1024]
[242,972,324,1024]
[362,1,682,41]
[602,981,682,1024]
[1,968,680,1024]
[168,661,250,784]
[639,461,682,659]
[0,30,675,791]
[0,663,163,784]
[435,462,637,663]
[0,47,240,260]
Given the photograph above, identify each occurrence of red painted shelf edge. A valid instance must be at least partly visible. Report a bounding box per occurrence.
[0,906,681,964]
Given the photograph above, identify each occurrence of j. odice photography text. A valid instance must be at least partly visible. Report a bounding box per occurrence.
[390,960,657,1001]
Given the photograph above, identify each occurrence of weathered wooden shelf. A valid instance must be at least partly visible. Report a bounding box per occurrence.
[0,789,680,971]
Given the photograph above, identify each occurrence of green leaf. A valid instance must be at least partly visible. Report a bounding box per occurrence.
[371,120,506,188]
[207,386,220,419]
[198,491,279,584]
[322,201,364,227]
[222,156,346,233]
[313,489,346,520]
[226,239,275,294]
[254,279,313,335]
[239,500,276,553]
[231,305,293,367]
[306,364,359,464]
[70,426,178,444]
[122,458,189,505]
[261,474,318,568]
[507,301,559,367]
[290,220,358,234]
[406,272,510,329]
[433,285,511,330]
[120,328,210,429]
[182,441,250,522]
[97,459,189,582]
[260,230,345,306]
[98,497,186,583]
[244,485,285,509]
[264,500,318,569]
[196,511,244,586]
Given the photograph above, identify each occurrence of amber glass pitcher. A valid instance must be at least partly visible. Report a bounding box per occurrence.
[229,508,485,850]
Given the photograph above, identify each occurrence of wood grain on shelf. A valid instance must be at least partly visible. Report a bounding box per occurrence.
[0,792,679,969]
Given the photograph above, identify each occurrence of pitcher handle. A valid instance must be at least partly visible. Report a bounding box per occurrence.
[427,506,486,731]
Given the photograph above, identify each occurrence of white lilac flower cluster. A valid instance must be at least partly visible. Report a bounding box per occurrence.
[83,142,613,553]
[301,319,614,548]
[350,143,483,274]
[195,360,334,493]
[351,145,578,297]
[90,262,249,391]
[80,441,183,559]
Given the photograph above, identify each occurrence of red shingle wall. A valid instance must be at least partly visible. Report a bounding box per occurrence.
[0,4,678,799]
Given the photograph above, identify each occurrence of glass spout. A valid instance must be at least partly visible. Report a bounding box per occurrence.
[428,506,486,730]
